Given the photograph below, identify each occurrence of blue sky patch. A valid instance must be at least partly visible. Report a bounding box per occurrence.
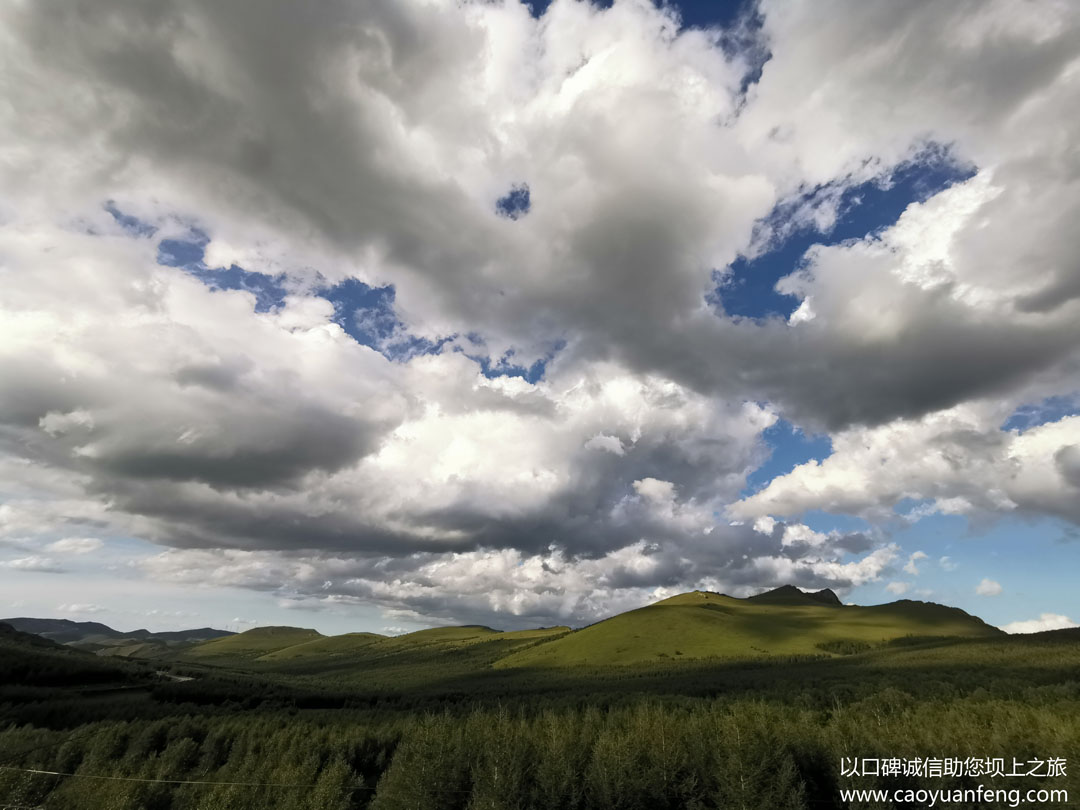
[157,230,210,269]
[743,418,831,496]
[320,277,395,344]
[893,496,935,515]
[496,184,531,220]
[156,229,289,314]
[862,514,1080,625]
[717,147,976,320]
[527,0,749,31]
[471,352,548,384]
[193,265,289,313]
[800,509,872,536]
[319,278,451,360]
[459,337,566,384]
[1001,395,1079,433]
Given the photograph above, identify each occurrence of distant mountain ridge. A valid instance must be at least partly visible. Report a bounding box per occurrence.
[0,617,234,647]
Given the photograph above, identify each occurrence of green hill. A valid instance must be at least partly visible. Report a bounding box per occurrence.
[256,626,500,663]
[182,626,323,661]
[258,632,386,661]
[170,588,1002,677]
[382,625,499,644]
[247,625,571,688]
[495,588,1002,668]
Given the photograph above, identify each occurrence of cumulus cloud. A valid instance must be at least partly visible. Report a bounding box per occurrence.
[1001,613,1078,634]
[137,530,894,629]
[885,582,911,596]
[732,409,1080,526]
[0,0,1078,625]
[1,0,1077,426]
[903,551,928,576]
[975,578,1003,597]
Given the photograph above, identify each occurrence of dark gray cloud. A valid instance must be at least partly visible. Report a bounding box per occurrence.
[93,403,379,489]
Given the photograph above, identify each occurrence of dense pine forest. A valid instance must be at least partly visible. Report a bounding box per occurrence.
[2,615,1078,809]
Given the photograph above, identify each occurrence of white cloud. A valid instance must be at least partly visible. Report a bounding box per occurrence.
[903,551,928,576]
[0,556,64,573]
[0,0,1077,626]
[46,537,104,555]
[138,536,895,629]
[939,556,958,571]
[584,434,626,456]
[975,578,1003,597]
[632,478,677,504]
[752,516,777,535]
[1001,613,1078,634]
[732,410,1080,526]
[780,523,829,548]
[885,581,911,596]
[277,598,327,613]
[57,603,107,614]
[144,609,200,619]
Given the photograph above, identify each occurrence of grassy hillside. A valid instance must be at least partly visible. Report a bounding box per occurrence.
[229,625,574,669]
[174,588,1001,678]
[247,625,572,689]
[258,631,386,661]
[181,626,323,662]
[496,588,1001,668]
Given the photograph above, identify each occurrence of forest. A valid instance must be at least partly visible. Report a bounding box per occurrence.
[1,619,1078,809]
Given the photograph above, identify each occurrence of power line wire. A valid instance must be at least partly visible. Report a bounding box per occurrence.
[0,765,484,796]
[0,766,332,789]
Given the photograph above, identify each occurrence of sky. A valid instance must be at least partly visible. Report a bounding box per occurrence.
[1,0,1079,637]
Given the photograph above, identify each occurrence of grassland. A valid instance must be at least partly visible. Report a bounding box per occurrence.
[179,626,323,662]
[181,587,998,678]
[257,632,386,661]
[497,589,1000,667]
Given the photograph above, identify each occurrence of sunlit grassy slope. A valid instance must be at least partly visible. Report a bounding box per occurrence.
[250,625,572,685]
[494,588,1002,668]
[177,587,1001,675]
[95,640,173,659]
[257,632,386,661]
[252,625,572,663]
[258,626,504,663]
[181,626,323,661]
